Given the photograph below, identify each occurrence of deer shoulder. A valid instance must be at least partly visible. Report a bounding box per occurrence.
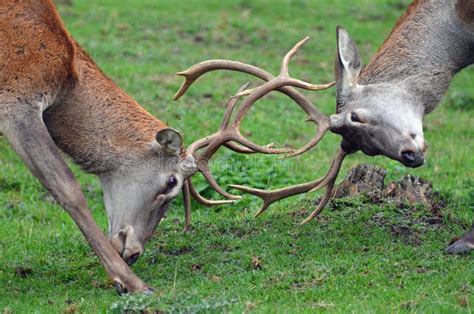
[0,0,77,114]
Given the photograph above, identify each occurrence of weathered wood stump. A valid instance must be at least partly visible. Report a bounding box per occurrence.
[332,164,386,201]
[333,164,443,210]
[383,175,435,206]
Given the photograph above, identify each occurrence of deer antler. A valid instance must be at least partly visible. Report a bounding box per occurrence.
[182,82,293,206]
[174,38,334,158]
[230,148,346,224]
[176,37,345,224]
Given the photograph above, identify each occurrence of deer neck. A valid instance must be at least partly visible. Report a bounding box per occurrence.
[44,43,166,174]
[359,0,474,112]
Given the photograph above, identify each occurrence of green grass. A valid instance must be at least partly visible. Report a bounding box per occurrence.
[1,0,473,312]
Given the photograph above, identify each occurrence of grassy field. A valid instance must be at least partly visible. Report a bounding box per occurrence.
[1,0,473,312]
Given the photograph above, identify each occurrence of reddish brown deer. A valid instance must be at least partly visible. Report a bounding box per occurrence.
[1,0,333,294]
[175,0,474,254]
[0,0,196,294]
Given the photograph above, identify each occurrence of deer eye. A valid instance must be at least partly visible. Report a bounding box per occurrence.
[166,175,177,192]
[350,112,362,123]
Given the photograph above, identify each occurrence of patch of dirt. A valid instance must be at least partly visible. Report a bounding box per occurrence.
[14,266,33,278]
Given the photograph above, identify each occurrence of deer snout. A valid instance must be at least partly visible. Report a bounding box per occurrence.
[397,132,427,168]
[110,226,144,266]
[399,147,424,168]
[413,134,428,154]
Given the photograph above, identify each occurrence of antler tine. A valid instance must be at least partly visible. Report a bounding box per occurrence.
[283,124,328,158]
[230,148,347,222]
[232,37,333,126]
[300,176,337,225]
[229,178,325,217]
[301,148,346,223]
[281,36,310,76]
[224,142,277,154]
[174,58,334,157]
[196,160,242,200]
[233,80,335,99]
[175,38,339,217]
[219,82,249,131]
[174,60,241,101]
[187,177,235,206]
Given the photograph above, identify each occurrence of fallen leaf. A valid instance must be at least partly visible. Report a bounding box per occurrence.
[63,304,78,314]
[211,275,221,282]
[457,296,469,307]
[245,301,255,311]
[251,257,263,270]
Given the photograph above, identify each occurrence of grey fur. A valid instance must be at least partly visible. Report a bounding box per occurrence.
[331,0,474,253]
[331,0,473,167]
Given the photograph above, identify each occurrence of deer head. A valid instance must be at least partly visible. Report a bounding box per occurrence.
[171,27,434,227]
[329,27,427,167]
[97,128,196,265]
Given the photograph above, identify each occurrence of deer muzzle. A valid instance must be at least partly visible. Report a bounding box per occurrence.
[399,134,427,168]
[110,226,144,266]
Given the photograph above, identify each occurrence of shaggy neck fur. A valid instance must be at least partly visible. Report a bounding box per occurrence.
[359,0,474,113]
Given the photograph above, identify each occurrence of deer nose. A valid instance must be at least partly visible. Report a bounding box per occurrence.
[110,226,144,265]
[400,149,424,168]
[402,150,415,162]
[121,246,143,266]
[124,252,141,266]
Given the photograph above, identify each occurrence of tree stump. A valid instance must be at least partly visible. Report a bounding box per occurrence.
[333,164,443,210]
[383,175,434,206]
[332,164,386,201]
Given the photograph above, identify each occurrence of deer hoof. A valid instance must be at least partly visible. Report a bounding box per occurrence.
[445,238,474,254]
[143,287,155,295]
[114,281,128,295]
[114,281,154,295]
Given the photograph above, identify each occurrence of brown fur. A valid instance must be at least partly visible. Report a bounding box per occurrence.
[44,43,167,173]
[0,0,76,99]
[1,0,168,174]
[456,0,474,23]
[360,0,474,85]
[360,0,430,83]
[0,0,179,292]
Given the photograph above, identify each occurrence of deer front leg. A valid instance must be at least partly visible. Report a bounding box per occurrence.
[446,222,474,254]
[1,107,150,294]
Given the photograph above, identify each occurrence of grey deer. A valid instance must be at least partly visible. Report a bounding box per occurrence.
[174,0,474,253]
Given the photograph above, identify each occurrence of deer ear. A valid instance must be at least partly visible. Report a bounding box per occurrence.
[335,26,362,112]
[155,128,182,156]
